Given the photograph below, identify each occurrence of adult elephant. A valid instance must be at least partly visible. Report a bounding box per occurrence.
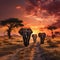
[19,28,33,47]
[38,33,46,44]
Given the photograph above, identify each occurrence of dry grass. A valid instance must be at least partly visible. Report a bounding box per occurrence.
[0,36,60,60]
[0,36,24,57]
[40,37,60,60]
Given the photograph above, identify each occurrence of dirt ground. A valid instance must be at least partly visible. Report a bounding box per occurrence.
[0,36,60,60]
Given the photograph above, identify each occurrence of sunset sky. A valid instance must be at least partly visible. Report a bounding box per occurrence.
[0,0,60,36]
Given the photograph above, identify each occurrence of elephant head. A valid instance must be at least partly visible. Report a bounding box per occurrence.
[19,28,33,37]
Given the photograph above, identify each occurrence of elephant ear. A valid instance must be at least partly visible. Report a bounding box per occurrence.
[44,33,46,37]
[19,28,23,35]
[30,29,33,33]
[38,33,41,37]
[28,28,33,33]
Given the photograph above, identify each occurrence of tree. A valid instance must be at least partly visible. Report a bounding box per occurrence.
[55,32,60,36]
[47,26,57,38]
[0,18,24,38]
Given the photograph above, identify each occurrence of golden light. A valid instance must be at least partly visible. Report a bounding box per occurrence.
[32,30,39,34]
[30,26,40,34]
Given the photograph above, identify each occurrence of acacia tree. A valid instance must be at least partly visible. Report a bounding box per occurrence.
[0,18,24,39]
[47,26,57,38]
[55,32,60,36]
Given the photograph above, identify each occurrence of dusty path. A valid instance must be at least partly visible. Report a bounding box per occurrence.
[0,43,46,60]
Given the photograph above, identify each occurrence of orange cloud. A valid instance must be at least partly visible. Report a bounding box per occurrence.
[16,6,21,9]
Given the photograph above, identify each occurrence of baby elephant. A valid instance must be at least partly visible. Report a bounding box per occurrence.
[38,33,46,44]
[32,34,37,43]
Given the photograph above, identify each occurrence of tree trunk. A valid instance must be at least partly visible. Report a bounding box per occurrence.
[7,28,11,39]
[51,31,54,39]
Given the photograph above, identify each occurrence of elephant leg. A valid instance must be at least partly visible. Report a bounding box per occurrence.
[40,39,42,44]
[41,38,44,44]
[42,37,45,44]
[23,37,27,47]
[27,39,29,46]
[23,37,30,47]
[40,38,44,44]
[27,37,30,45]
[24,41,28,47]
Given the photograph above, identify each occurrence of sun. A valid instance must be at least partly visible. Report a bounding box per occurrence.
[32,29,39,34]
[30,26,40,34]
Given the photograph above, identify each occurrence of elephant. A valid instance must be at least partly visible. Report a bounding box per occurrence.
[38,33,46,44]
[19,28,33,47]
[32,34,37,43]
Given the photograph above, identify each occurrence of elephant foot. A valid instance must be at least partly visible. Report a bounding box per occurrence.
[24,43,29,47]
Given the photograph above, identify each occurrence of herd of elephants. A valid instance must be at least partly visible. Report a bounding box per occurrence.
[19,28,46,47]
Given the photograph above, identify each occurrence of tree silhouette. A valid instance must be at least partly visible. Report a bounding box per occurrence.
[47,26,57,38]
[0,18,24,39]
[55,32,60,36]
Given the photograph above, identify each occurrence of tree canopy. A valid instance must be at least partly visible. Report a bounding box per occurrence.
[47,26,57,30]
[0,18,24,27]
[47,26,57,38]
